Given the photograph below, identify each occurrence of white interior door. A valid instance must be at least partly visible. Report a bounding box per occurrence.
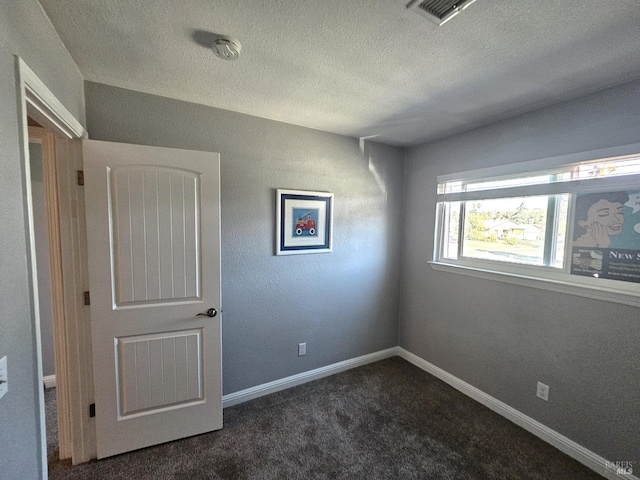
[83,140,222,459]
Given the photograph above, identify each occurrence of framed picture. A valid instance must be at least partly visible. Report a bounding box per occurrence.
[276,189,333,255]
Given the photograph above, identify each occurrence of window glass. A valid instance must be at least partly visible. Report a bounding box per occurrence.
[575,157,640,180]
[461,196,552,266]
[442,201,460,260]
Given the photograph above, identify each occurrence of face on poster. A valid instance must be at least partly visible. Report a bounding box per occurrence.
[573,190,640,249]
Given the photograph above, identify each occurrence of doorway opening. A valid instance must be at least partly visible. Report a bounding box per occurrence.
[28,121,71,468]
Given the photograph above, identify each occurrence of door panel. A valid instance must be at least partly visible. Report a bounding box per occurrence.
[83,140,222,459]
[110,166,201,305]
[116,329,203,417]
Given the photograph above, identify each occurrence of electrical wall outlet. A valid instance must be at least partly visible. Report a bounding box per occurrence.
[536,381,549,401]
[0,356,8,400]
[298,343,306,356]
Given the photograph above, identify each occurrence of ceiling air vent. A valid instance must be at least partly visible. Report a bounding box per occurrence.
[406,0,478,26]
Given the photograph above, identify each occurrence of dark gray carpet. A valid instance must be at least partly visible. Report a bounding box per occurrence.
[45,387,59,465]
[47,357,603,479]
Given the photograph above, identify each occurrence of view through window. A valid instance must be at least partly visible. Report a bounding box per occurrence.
[435,151,640,289]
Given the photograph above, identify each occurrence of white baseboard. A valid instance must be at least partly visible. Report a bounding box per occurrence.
[222,347,398,408]
[43,374,56,389]
[397,348,638,480]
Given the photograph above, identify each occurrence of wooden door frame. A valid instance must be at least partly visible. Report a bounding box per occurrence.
[15,57,93,474]
[28,126,73,460]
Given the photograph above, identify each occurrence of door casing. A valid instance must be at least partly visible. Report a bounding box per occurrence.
[15,56,94,475]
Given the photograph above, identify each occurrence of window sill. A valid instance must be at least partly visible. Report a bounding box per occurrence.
[429,261,640,309]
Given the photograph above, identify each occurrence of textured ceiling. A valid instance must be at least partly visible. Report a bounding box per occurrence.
[39,0,640,146]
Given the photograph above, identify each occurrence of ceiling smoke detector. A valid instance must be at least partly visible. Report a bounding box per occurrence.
[211,35,242,60]
[406,0,478,26]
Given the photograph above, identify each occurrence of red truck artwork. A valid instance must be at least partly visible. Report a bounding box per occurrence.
[295,212,316,235]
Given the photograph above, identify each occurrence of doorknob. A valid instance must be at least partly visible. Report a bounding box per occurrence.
[197,308,217,318]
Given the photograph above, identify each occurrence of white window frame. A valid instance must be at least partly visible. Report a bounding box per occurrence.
[431,143,640,308]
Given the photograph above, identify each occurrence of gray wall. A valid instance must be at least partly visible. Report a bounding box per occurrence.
[0,2,85,478]
[0,0,85,125]
[30,142,56,378]
[0,44,42,480]
[84,82,404,394]
[401,79,640,464]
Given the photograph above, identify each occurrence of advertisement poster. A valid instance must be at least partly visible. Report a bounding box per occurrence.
[571,190,640,283]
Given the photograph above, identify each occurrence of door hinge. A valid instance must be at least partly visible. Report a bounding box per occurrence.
[89,403,95,418]
[83,291,91,306]
[77,170,84,186]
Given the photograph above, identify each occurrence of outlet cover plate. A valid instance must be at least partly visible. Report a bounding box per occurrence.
[536,381,549,401]
[0,356,7,400]
[298,343,306,356]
